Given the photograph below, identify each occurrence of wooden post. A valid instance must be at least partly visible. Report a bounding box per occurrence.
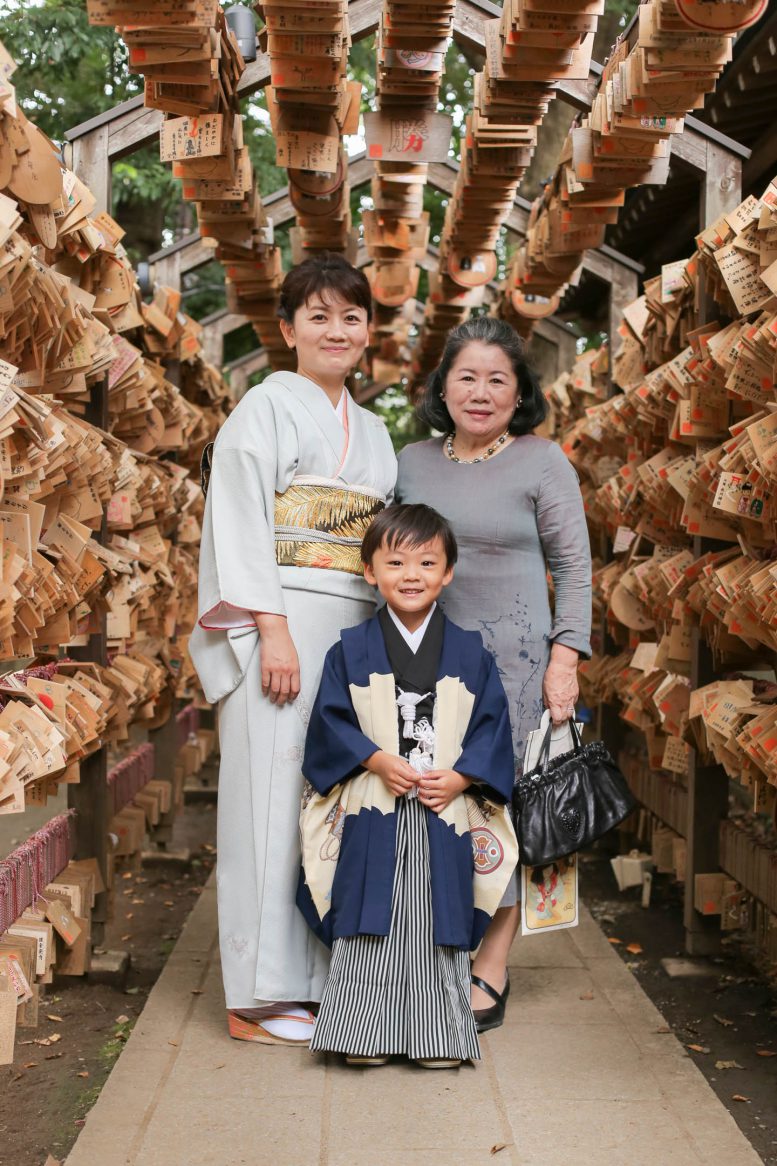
[149,713,180,847]
[608,262,640,366]
[700,140,743,228]
[68,376,110,944]
[152,248,182,294]
[527,332,561,388]
[199,310,245,370]
[683,139,743,956]
[69,125,111,216]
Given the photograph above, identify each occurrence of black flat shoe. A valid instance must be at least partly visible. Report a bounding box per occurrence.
[471,973,510,1034]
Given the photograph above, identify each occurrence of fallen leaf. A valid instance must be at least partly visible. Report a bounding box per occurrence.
[214,1062,226,1070]
[713,1014,733,1027]
[48,1033,62,1044]
[655,1026,672,1034]
[168,1040,178,1047]
[490,1146,507,1157]
[122,872,133,880]
[191,989,203,996]
[714,1060,743,1070]
[131,898,145,905]
[44,1053,63,1060]
[608,937,622,945]
[34,1039,51,1047]
[756,1050,776,1058]
[626,943,643,955]
[579,991,595,1001]
[23,1061,38,1069]
[687,1044,710,1054]
[115,1015,130,1025]
[164,900,174,907]
[46,1014,63,1023]
[77,1071,89,1079]
[732,1095,750,1103]
[121,934,132,942]
[126,913,133,920]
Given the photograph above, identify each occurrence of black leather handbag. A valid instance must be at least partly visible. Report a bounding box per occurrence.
[512,721,637,867]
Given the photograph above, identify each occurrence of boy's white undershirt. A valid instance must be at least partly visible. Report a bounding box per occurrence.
[386,602,437,654]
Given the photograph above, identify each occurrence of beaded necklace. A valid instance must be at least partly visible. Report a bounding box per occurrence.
[444,430,510,464]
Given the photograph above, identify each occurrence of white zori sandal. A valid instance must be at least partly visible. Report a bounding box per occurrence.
[228,1005,315,1045]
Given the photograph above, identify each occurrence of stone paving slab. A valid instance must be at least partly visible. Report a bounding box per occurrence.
[64,876,762,1166]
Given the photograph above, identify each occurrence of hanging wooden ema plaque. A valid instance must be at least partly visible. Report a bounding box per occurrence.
[366,261,420,307]
[511,289,562,319]
[364,108,452,163]
[674,0,767,32]
[447,248,498,289]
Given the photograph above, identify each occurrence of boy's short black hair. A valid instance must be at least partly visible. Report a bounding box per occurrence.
[361,504,458,568]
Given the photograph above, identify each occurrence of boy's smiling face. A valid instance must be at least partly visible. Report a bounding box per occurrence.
[363,534,454,632]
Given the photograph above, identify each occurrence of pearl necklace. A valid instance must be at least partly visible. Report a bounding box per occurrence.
[444,430,510,464]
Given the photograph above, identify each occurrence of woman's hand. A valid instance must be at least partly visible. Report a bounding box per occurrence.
[419,769,472,814]
[543,643,580,726]
[254,613,300,706]
[364,750,418,797]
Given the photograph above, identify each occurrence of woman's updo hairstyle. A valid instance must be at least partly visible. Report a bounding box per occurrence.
[418,316,548,436]
[278,252,373,324]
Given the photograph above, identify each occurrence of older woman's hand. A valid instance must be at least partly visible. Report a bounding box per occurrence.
[543,643,580,725]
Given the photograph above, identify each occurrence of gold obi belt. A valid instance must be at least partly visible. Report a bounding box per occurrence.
[274,476,386,576]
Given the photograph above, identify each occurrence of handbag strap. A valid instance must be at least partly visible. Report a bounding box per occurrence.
[537,716,583,775]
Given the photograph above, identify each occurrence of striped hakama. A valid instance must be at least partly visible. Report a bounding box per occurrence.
[310,796,480,1062]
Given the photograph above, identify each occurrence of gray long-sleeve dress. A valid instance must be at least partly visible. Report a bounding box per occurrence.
[395,433,592,787]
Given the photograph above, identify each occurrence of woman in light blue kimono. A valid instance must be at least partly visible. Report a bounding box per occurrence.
[190,254,397,1045]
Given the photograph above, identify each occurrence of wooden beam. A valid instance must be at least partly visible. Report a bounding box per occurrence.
[452,0,601,110]
[453,0,501,57]
[66,0,381,160]
[224,349,269,375]
[451,0,749,159]
[427,159,643,286]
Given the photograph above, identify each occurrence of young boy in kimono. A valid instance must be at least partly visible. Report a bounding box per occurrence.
[297,504,518,1068]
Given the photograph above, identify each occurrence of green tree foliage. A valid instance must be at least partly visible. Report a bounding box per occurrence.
[0,0,137,139]
[367,385,425,452]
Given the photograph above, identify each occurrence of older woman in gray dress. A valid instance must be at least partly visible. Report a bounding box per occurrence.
[395,316,592,1032]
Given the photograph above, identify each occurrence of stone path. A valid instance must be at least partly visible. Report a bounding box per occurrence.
[64,877,762,1166]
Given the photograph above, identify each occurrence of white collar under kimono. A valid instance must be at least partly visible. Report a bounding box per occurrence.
[387,602,437,654]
